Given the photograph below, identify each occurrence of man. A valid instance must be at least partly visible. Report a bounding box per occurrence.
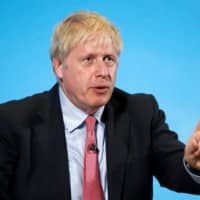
[0,11,200,200]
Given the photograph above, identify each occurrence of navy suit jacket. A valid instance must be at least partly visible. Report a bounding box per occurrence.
[0,84,200,200]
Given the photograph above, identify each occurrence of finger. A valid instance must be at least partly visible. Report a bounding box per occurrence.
[194,121,200,132]
[192,122,200,142]
[194,141,200,157]
[190,139,199,154]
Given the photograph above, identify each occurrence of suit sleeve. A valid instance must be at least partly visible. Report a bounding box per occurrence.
[0,113,18,200]
[150,95,200,193]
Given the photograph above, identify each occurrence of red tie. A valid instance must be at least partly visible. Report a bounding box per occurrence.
[83,116,104,200]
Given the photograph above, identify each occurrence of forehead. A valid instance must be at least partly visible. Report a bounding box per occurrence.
[75,34,117,54]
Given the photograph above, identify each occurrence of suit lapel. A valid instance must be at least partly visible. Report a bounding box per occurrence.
[33,85,71,200]
[32,85,130,200]
[104,101,130,200]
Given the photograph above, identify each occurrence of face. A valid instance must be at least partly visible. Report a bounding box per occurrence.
[53,38,118,114]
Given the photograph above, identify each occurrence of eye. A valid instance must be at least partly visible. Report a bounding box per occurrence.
[83,56,93,63]
[103,55,117,66]
[85,57,91,61]
[81,56,95,66]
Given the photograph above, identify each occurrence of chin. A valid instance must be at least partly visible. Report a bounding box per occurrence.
[92,99,109,108]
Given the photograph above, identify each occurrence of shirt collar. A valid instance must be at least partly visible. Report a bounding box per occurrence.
[58,86,105,133]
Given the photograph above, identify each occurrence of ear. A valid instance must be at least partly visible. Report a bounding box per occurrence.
[53,57,63,80]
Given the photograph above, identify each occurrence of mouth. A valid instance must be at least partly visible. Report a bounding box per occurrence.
[93,86,110,94]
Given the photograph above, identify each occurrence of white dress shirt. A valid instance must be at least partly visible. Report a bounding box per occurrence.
[59,86,108,200]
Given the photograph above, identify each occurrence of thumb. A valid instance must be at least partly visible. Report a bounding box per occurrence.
[195,121,200,132]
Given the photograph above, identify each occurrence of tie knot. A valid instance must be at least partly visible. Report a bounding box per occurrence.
[85,116,96,131]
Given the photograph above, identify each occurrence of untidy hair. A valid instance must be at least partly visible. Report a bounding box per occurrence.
[49,11,123,64]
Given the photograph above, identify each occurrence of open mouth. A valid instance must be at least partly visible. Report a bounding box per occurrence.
[93,86,109,94]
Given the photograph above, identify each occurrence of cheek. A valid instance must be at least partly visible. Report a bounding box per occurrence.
[110,70,116,85]
[67,74,89,94]
[62,71,78,92]
[111,66,117,75]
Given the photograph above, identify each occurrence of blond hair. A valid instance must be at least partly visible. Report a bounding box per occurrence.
[49,11,122,63]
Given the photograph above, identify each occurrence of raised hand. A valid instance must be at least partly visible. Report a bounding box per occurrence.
[184,122,200,170]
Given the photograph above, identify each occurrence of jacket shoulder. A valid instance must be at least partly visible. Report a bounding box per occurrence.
[111,88,166,130]
[0,90,50,127]
[111,87,161,120]
[112,87,156,108]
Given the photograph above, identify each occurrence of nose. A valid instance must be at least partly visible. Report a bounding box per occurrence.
[95,60,109,79]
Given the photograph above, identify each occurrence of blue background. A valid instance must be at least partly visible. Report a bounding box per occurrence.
[1,0,200,199]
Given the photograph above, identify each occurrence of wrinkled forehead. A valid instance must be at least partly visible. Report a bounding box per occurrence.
[78,32,117,52]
